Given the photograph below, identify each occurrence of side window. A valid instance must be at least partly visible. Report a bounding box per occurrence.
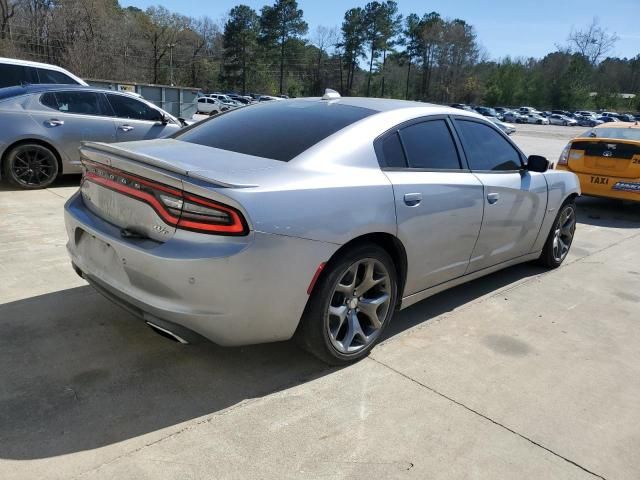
[107,94,162,121]
[455,120,522,171]
[48,91,107,116]
[399,119,461,170]
[0,64,26,88]
[40,92,59,110]
[36,68,78,84]
[379,132,407,168]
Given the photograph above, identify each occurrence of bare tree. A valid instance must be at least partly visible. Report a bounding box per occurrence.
[568,18,618,65]
[0,0,19,39]
[312,25,336,94]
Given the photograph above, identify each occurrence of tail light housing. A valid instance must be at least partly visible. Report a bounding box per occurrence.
[558,143,570,166]
[82,160,249,236]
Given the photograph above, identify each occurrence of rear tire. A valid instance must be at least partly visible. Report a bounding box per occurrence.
[538,200,576,268]
[295,244,398,365]
[3,143,59,189]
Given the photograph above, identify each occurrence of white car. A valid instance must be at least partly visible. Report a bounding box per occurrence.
[195,96,222,115]
[548,114,578,126]
[488,116,516,135]
[0,57,87,88]
[524,114,549,125]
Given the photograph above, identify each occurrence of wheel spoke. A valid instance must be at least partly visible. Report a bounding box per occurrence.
[358,293,389,329]
[328,305,348,334]
[335,264,358,294]
[341,311,366,351]
[355,260,383,294]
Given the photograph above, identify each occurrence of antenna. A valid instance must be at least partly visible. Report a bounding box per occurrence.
[322,89,341,100]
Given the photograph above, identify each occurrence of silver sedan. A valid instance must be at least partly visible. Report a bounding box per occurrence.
[0,84,182,189]
[64,93,580,364]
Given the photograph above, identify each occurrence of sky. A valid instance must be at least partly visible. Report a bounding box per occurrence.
[121,0,640,60]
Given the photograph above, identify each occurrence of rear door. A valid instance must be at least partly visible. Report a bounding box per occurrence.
[106,93,180,141]
[380,116,484,295]
[30,90,116,166]
[452,118,547,273]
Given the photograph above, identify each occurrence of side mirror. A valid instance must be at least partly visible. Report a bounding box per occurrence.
[527,155,549,173]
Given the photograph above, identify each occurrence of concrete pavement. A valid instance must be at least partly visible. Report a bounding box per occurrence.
[1,125,639,479]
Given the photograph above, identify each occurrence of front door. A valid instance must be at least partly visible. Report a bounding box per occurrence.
[105,93,180,142]
[452,118,547,272]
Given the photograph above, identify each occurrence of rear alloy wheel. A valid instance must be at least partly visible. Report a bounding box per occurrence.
[3,143,59,189]
[296,244,397,365]
[538,200,576,268]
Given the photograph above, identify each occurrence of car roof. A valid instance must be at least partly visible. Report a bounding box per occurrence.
[1,56,71,70]
[291,96,480,119]
[0,83,132,100]
[594,122,640,130]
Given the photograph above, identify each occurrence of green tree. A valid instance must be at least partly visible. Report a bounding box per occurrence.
[260,0,308,95]
[223,5,259,93]
[338,7,366,94]
[363,1,401,97]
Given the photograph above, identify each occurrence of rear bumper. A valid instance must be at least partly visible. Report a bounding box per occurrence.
[64,191,338,346]
[557,167,640,202]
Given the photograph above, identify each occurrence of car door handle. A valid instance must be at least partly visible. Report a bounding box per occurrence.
[404,193,422,206]
[118,125,134,132]
[46,119,64,127]
[487,192,500,204]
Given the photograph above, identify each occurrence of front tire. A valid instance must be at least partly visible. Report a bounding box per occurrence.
[296,244,398,365]
[3,143,59,189]
[538,200,576,268]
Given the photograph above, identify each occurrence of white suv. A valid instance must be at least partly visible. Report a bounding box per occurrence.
[0,57,87,88]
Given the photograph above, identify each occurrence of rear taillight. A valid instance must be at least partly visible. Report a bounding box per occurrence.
[558,144,570,166]
[82,161,248,236]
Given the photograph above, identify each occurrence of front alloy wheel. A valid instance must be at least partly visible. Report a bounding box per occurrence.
[539,200,576,268]
[552,205,576,263]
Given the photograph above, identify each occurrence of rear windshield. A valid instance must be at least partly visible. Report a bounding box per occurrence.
[584,128,640,141]
[175,100,375,161]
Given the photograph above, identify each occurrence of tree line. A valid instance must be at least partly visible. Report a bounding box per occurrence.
[0,0,638,110]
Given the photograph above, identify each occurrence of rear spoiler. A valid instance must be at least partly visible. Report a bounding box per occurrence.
[80,142,257,188]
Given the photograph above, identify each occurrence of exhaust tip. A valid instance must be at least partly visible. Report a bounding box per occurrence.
[145,321,189,344]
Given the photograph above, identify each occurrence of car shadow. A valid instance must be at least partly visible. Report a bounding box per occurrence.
[1,194,636,461]
[575,196,640,229]
[0,260,547,461]
[0,174,81,192]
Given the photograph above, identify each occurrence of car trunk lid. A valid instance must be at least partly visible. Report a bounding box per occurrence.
[567,139,640,178]
[79,140,269,241]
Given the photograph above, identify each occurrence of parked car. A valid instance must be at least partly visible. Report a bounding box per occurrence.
[488,116,516,135]
[226,94,251,105]
[474,106,498,118]
[556,123,639,202]
[518,106,537,115]
[0,57,87,88]
[524,113,550,125]
[0,84,183,189]
[503,111,526,123]
[576,116,603,127]
[598,116,619,123]
[207,93,241,108]
[258,95,282,102]
[548,114,578,126]
[195,96,223,115]
[64,94,580,364]
[450,103,474,112]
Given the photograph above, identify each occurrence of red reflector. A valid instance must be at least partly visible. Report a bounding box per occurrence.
[307,262,326,295]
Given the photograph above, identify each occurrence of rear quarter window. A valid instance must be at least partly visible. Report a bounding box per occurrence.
[175,101,375,161]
